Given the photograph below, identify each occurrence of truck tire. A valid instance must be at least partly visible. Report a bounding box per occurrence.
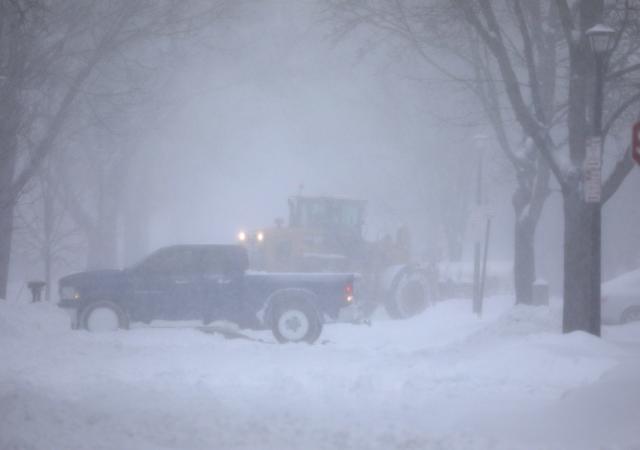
[271,295,322,344]
[384,267,434,319]
[80,301,129,332]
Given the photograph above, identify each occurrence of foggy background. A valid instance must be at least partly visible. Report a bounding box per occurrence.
[7,0,640,300]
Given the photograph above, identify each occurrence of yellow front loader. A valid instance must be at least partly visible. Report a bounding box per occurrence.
[237,195,437,319]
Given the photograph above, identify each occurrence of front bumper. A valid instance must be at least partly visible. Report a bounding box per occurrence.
[57,300,81,329]
[58,298,82,308]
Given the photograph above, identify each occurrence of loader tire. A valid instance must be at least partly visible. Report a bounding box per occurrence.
[384,268,433,319]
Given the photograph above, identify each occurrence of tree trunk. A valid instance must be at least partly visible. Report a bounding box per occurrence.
[562,187,601,335]
[43,182,54,301]
[0,106,19,300]
[511,171,546,306]
[514,217,535,305]
[0,203,15,300]
[0,154,15,299]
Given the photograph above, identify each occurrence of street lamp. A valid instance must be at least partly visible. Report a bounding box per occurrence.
[586,24,616,133]
[585,23,615,336]
[586,24,616,55]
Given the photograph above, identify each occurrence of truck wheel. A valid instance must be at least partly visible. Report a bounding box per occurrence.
[385,268,434,319]
[271,299,322,344]
[81,301,129,332]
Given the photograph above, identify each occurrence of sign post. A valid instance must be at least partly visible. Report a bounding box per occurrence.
[633,121,640,166]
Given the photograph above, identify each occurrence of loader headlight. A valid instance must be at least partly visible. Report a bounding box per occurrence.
[256,231,264,242]
[237,231,247,242]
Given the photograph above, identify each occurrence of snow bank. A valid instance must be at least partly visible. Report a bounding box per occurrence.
[602,267,640,296]
[1,296,639,450]
[604,320,640,342]
[466,302,562,339]
[0,299,70,339]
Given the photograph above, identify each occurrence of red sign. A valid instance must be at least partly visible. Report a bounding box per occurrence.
[633,121,640,165]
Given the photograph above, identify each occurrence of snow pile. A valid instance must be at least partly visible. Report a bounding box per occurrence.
[403,303,619,401]
[604,320,640,342]
[602,268,640,296]
[438,261,513,295]
[465,302,562,340]
[0,296,639,450]
[0,299,70,339]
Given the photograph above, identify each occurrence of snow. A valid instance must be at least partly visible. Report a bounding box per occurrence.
[586,24,616,35]
[1,297,640,450]
[438,261,512,283]
[602,268,640,297]
[601,269,640,324]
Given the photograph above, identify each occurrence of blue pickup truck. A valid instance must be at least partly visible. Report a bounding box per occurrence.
[58,245,357,343]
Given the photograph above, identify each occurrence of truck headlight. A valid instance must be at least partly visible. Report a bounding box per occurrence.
[256,231,264,242]
[237,231,247,242]
[60,286,80,300]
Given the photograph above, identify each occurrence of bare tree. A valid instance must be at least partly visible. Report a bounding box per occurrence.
[324,1,554,304]
[13,166,84,301]
[0,0,237,297]
[450,0,640,334]
[327,1,640,334]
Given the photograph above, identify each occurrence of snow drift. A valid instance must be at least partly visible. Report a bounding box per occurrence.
[1,296,639,450]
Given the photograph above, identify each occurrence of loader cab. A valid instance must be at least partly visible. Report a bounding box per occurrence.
[237,196,367,273]
[282,196,367,271]
[288,196,366,240]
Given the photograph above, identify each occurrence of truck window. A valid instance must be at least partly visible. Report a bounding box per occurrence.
[140,248,198,274]
[200,251,226,275]
[200,247,248,275]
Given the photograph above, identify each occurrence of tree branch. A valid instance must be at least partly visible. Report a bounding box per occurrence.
[453,0,567,189]
[513,0,545,123]
[554,0,575,49]
[607,62,640,81]
[602,144,634,204]
[602,90,640,139]
[9,5,132,200]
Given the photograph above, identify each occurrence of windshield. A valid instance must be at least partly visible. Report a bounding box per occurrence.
[291,198,364,235]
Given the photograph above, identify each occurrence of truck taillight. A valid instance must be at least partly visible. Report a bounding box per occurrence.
[345,282,354,303]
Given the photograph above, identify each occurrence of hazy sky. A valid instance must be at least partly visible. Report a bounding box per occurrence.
[139,1,497,256]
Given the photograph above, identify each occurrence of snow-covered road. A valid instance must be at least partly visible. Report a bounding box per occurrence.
[1,297,639,450]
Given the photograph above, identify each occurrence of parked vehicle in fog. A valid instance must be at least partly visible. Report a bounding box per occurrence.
[602,268,640,325]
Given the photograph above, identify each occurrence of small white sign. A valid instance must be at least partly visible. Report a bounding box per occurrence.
[584,137,602,203]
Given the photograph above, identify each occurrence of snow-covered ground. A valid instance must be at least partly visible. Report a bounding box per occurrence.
[1,297,639,450]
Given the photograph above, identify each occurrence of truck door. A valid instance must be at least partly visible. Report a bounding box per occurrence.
[200,250,243,324]
[132,247,203,321]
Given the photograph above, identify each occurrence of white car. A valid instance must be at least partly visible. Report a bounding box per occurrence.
[602,268,640,325]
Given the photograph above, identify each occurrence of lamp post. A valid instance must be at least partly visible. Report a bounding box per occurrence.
[587,24,616,136]
[585,23,615,335]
